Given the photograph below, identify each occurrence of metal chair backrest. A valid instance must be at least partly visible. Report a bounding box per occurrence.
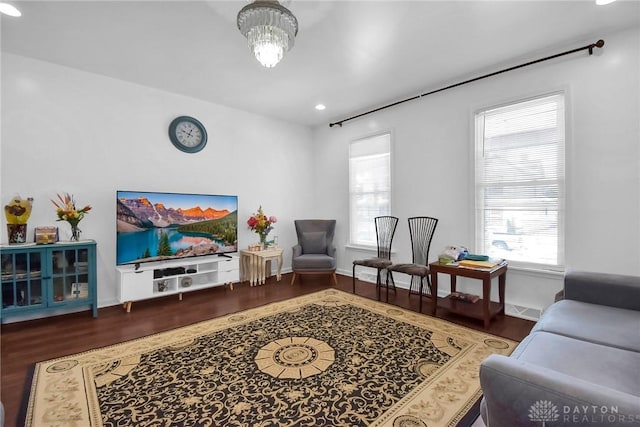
[375,216,399,260]
[408,216,439,265]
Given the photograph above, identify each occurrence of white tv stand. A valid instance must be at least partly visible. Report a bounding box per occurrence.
[116,254,239,312]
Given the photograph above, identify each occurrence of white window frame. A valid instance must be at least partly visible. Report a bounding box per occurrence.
[349,132,392,247]
[474,92,565,269]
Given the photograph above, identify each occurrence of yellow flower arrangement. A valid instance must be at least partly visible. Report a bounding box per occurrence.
[51,193,92,240]
[4,195,34,243]
[4,195,33,225]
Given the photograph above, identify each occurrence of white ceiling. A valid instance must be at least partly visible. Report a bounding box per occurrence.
[2,1,639,127]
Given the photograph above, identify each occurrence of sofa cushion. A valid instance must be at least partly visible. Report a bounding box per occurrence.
[511,331,640,397]
[301,231,327,254]
[532,299,640,352]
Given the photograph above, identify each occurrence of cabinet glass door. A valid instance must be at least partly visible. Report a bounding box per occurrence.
[51,248,90,304]
[1,251,43,309]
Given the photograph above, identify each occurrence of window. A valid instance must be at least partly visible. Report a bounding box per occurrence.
[475,93,565,267]
[349,133,391,246]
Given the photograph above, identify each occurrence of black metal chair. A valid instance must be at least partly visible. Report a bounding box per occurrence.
[387,216,438,312]
[352,216,399,301]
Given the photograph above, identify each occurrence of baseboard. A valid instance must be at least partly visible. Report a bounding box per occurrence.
[104,268,542,321]
[347,269,542,321]
[504,303,541,321]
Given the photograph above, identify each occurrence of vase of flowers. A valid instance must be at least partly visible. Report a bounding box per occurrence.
[51,193,92,241]
[4,195,33,244]
[247,206,277,248]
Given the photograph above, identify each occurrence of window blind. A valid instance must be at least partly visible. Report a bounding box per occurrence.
[475,93,565,267]
[349,133,391,246]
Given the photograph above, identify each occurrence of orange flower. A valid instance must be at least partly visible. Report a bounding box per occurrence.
[51,193,91,223]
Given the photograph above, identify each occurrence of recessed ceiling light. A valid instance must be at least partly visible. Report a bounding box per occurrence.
[315,104,326,111]
[595,0,616,5]
[0,2,21,17]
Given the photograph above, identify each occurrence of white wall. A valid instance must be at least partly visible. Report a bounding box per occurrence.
[2,26,638,320]
[312,27,640,318]
[1,53,316,307]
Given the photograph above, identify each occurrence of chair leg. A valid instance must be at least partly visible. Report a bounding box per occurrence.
[352,264,357,293]
[388,271,397,292]
[385,270,396,301]
[290,273,296,285]
[384,269,390,302]
[418,276,424,313]
[408,275,418,297]
[332,273,338,286]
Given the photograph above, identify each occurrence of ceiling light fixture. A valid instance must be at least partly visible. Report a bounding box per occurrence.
[0,2,21,17]
[315,104,326,111]
[237,0,298,68]
[595,0,616,4]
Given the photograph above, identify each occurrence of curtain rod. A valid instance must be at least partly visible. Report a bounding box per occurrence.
[329,39,605,128]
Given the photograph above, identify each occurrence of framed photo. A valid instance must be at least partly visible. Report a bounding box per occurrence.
[34,226,59,244]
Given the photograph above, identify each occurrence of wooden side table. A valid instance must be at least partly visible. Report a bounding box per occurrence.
[429,261,507,328]
[240,248,284,286]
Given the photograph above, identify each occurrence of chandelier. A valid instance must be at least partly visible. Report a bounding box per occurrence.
[237,1,298,68]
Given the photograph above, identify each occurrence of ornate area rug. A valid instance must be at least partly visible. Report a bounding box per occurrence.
[24,289,517,426]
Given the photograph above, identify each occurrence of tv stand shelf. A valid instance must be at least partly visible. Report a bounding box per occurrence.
[116,254,239,312]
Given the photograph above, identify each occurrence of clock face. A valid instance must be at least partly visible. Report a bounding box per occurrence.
[168,116,208,153]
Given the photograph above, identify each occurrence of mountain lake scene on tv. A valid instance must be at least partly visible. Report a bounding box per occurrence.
[116,192,238,265]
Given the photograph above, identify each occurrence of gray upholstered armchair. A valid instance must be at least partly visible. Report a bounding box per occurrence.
[291,219,337,285]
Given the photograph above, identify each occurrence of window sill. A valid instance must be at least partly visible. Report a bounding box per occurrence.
[505,262,565,279]
[345,244,398,255]
[345,244,377,252]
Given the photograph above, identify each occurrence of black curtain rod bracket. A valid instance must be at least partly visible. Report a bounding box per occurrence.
[329,39,604,128]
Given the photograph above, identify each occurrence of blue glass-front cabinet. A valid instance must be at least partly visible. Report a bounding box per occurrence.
[0,240,97,322]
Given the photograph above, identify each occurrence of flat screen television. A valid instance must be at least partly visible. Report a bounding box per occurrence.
[116,190,238,266]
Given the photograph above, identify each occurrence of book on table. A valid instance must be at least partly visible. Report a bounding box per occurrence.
[458,258,504,269]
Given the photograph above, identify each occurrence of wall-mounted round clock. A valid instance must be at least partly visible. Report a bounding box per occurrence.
[168,116,208,153]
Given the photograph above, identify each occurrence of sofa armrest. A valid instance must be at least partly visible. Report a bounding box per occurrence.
[480,355,640,427]
[564,270,640,311]
[328,245,336,258]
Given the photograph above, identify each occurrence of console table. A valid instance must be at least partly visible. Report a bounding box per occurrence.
[240,248,284,286]
[429,261,507,328]
[1,240,98,322]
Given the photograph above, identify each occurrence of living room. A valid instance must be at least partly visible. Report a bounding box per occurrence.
[1,1,639,426]
[2,1,638,318]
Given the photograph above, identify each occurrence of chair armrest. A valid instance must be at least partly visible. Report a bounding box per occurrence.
[328,245,336,258]
[292,244,302,258]
[480,355,640,427]
[564,270,640,311]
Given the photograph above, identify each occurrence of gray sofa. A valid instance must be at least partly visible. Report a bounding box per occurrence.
[480,270,640,427]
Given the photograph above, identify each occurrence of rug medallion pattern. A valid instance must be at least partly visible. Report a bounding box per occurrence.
[25,290,517,426]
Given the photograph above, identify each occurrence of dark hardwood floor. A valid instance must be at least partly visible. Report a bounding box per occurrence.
[1,273,534,426]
